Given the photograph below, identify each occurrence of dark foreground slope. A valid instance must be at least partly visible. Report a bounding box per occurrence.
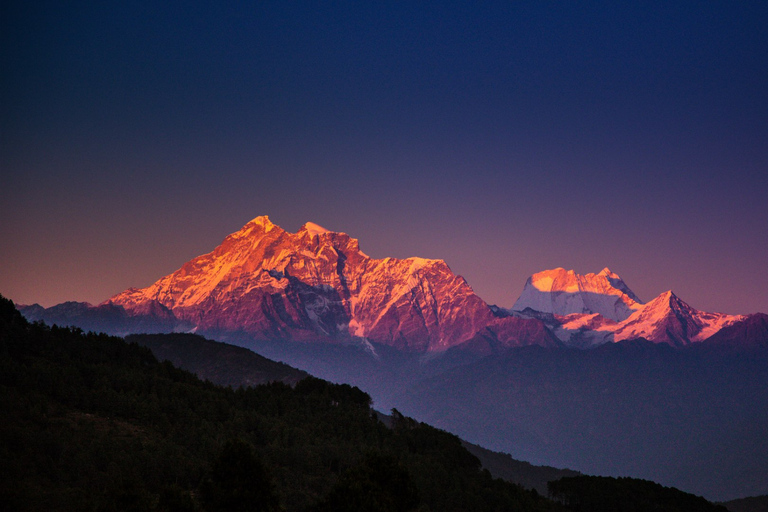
[722,494,768,512]
[548,476,727,512]
[0,296,554,512]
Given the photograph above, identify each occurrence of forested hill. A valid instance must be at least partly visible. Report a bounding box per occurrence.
[0,295,728,511]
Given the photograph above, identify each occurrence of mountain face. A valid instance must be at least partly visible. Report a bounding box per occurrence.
[104,216,555,353]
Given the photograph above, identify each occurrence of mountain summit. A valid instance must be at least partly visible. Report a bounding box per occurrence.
[105,216,555,352]
[512,267,643,321]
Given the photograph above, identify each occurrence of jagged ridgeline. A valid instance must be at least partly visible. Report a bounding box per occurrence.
[0,295,728,511]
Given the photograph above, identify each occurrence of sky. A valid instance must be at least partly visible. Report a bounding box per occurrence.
[2,1,767,315]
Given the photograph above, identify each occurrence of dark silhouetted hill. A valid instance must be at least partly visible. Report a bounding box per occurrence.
[126,332,308,387]
[723,494,768,512]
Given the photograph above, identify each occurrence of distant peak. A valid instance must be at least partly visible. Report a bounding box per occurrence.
[301,221,331,237]
[529,268,568,286]
[514,266,643,322]
[532,267,631,286]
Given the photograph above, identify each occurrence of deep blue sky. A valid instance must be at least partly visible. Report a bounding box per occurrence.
[2,1,767,314]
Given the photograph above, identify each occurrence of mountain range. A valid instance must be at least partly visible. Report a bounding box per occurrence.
[18,215,755,352]
[14,215,768,501]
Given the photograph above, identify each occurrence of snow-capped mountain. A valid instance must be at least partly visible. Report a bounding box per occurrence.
[512,267,643,322]
[18,220,754,353]
[515,268,745,347]
[105,216,556,352]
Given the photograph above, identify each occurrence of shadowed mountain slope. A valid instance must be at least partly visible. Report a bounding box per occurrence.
[126,333,308,387]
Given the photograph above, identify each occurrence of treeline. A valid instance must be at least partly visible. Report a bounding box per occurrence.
[0,295,729,511]
[548,476,727,512]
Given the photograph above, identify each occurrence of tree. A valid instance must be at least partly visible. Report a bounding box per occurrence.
[312,453,420,512]
[199,439,280,512]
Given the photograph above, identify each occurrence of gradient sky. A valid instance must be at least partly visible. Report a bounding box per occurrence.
[2,1,767,315]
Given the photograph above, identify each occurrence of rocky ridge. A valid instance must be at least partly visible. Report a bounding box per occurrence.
[105,216,556,352]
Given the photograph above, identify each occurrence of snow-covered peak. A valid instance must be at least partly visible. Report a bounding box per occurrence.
[249,214,271,225]
[301,221,332,237]
[528,268,571,292]
[247,215,277,232]
[626,290,679,321]
[644,290,681,311]
[402,257,451,278]
[406,256,438,269]
[636,290,708,326]
[512,267,643,322]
